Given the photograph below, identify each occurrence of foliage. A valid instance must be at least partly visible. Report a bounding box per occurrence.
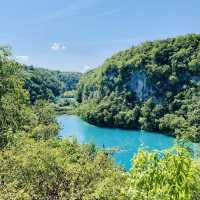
[0,47,59,147]
[0,47,30,147]
[22,66,81,103]
[124,147,200,200]
[77,92,140,129]
[77,34,200,142]
[0,136,123,200]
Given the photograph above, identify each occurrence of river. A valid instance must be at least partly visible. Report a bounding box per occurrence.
[57,115,175,170]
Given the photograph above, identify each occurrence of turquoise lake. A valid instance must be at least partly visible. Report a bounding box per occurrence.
[57,115,175,170]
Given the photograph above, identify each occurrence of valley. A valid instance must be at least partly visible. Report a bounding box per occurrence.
[1,34,200,199]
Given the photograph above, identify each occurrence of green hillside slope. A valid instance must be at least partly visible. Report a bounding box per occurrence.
[77,34,200,142]
[22,66,81,103]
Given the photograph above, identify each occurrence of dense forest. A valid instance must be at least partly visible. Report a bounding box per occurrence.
[22,65,81,103]
[1,37,200,199]
[77,34,200,142]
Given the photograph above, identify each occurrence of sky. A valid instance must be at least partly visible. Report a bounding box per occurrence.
[0,0,200,72]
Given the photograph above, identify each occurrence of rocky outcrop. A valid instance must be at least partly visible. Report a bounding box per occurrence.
[127,71,153,101]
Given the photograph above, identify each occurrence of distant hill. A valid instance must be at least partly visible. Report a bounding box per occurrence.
[77,34,200,142]
[22,66,81,103]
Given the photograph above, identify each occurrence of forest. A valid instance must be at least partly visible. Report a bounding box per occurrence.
[0,33,200,199]
[77,34,200,142]
[22,65,81,103]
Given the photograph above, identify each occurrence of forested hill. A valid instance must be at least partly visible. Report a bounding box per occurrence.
[22,66,81,103]
[77,34,200,142]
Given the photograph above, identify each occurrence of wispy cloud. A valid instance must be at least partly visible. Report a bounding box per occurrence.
[27,0,96,25]
[26,0,125,25]
[51,43,66,51]
[16,55,30,63]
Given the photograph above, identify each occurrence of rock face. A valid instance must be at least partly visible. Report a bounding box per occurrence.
[128,71,153,101]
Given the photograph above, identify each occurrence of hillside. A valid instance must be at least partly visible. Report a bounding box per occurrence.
[22,66,81,103]
[77,34,200,142]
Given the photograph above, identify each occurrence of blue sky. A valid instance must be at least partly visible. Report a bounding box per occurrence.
[0,0,199,72]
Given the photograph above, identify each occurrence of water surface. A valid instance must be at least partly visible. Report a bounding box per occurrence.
[57,115,175,170]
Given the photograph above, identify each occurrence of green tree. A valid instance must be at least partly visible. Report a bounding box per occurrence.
[0,47,30,147]
[124,147,200,200]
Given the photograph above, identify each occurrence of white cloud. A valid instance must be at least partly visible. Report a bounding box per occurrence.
[51,43,66,51]
[82,65,93,73]
[16,56,30,63]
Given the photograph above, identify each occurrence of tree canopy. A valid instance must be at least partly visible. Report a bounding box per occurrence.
[77,34,200,142]
[22,65,81,103]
